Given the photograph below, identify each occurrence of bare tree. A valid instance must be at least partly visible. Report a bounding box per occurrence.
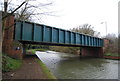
[70,24,100,37]
[1,0,54,55]
[1,0,55,39]
[1,0,55,22]
[0,0,28,55]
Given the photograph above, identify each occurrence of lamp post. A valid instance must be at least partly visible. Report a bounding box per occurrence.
[101,21,107,37]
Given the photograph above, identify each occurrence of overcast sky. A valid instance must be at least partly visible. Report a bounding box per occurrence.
[40,0,119,37]
[0,0,119,37]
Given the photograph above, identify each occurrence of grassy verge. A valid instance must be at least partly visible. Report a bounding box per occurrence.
[26,49,47,54]
[36,59,57,80]
[104,53,119,57]
[2,54,22,72]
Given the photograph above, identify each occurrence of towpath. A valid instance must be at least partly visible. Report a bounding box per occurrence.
[2,55,47,80]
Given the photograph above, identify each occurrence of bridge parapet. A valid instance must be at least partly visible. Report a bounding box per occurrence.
[14,21,104,47]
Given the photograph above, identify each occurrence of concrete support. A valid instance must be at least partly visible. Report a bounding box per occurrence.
[81,47,103,58]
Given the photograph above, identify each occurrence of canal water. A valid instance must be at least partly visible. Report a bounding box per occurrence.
[36,51,119,79]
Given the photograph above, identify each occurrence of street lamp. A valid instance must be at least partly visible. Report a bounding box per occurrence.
[101,21,107,37]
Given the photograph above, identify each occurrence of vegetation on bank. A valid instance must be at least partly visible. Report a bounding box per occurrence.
[36,59,57,79]
[104,53,119,57]
[50,46,80,55]
[2,54,22,72]
[26,48,47,54]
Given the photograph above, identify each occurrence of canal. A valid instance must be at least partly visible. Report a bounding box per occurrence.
[36,51,119,79]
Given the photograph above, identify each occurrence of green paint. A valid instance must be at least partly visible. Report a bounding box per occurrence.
[15,21,104,47]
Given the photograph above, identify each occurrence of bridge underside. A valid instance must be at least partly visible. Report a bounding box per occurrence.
[20,40,103,58]
[19,40,102,47]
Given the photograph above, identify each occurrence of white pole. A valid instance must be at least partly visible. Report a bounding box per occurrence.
[101,21,107,37]
[105,21,107,36]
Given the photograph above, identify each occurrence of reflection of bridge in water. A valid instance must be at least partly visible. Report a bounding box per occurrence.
[14,21,104,57]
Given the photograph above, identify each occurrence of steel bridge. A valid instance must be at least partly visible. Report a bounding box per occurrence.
[14,21,104,57]
[14,21,103,47]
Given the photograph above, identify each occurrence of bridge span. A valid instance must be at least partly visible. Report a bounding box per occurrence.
[14,21,103,47]
[14,21,104,57]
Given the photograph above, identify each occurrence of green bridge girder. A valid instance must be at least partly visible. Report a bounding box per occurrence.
[14,21,104,47]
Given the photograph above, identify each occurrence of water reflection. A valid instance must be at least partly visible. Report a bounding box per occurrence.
[36,51,118,79]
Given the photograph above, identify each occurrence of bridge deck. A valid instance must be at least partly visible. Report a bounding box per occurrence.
[14,21,104,47]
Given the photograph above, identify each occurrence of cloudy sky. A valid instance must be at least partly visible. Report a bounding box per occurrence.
[41,0,119,37]
[0,0,119,37]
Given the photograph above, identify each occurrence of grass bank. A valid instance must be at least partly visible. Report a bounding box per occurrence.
[103,53,119,60]
[26,48,47,54]
[2,54,22,72]
[36,59,57,80]
[104,53,119,56]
